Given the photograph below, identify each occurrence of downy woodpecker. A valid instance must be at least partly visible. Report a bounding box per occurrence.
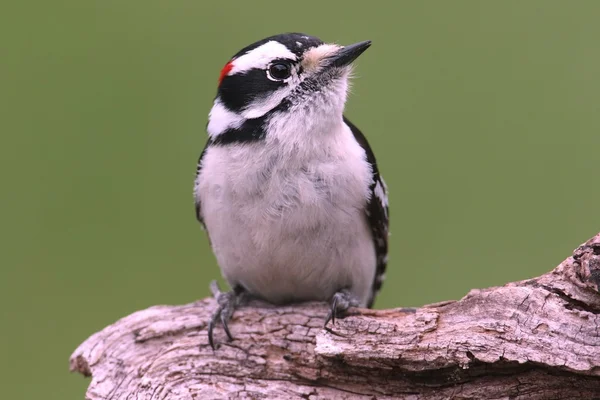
[194,33,389,349]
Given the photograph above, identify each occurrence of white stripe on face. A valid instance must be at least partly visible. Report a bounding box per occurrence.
[241,87,291,119]
[229,41,297,75]
[207,99,245,138]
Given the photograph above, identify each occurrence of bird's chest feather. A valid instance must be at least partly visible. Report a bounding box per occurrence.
[195,126,377,304]
[198,132,372,237]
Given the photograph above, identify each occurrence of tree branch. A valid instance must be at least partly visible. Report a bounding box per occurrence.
[70,233,600,399]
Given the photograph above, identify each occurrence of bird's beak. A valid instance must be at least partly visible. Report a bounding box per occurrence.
[326,40,372,68]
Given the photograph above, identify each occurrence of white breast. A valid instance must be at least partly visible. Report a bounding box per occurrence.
[195,121,376,306]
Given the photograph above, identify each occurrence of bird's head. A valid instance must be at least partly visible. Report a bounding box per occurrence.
[207,33,371,144]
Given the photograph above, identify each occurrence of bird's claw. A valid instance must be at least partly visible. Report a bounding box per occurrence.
[324,289,360,327]
[207,281,240,350]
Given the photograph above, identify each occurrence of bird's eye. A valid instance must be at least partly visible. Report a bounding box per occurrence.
[268,62,292,80]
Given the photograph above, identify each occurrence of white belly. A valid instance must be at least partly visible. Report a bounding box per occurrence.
[195,126,376,306]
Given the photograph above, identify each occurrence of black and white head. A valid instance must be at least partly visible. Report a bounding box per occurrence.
[207,33,371,145]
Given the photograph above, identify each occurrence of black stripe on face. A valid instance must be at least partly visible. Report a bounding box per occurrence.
[218,68,285,113]
[210,116,267,145]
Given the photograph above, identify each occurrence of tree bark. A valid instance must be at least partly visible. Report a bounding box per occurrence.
[70,233,600,399]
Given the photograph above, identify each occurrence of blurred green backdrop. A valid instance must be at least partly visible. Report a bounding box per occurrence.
[2,1,600,398]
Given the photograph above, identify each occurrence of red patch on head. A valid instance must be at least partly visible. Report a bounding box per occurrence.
[218,61,234,85]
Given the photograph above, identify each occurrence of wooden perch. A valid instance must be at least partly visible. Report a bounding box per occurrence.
[70,234,600,399]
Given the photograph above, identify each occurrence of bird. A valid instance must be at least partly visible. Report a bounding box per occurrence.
[193,33,389,349]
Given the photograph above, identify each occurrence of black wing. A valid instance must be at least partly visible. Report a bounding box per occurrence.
[194,140,210,229]
[344,116,389,308]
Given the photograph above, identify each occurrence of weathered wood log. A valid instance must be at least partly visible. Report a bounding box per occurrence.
[70,233,600,399]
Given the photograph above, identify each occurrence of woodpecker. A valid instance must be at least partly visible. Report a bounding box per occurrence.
[194,33,389,349]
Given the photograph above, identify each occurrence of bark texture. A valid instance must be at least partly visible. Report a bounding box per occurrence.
[70,234,600,399]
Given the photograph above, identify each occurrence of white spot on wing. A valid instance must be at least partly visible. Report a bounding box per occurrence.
[374,179,388,208]
[230,41,296,75]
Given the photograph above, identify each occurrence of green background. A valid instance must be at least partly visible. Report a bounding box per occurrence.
[2,1,600,398]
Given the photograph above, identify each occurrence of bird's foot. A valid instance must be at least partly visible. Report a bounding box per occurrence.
[207,281,244,350]
[324,288,360,327]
